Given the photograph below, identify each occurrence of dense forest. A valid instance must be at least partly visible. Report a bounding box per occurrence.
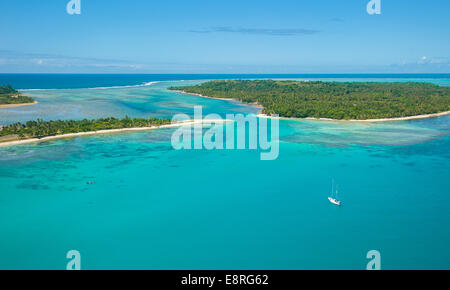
[169,80,450,119]
[0,85,35,105]
[0,117,172,141]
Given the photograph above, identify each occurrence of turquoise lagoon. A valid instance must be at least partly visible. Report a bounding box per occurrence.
[0,75,449,269]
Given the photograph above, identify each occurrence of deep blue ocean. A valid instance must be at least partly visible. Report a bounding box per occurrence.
[0,74,449,269]
[1,73,450,89]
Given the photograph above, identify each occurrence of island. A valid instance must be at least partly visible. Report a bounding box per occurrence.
[169,80,450,121]
[0,85,36,108]
[0,116,232,147]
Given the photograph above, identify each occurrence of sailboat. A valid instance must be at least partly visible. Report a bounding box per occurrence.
[328,179,341,206]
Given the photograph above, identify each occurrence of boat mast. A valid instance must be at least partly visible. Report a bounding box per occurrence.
[331,178,334,197]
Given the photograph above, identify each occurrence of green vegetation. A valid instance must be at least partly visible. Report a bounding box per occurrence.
[0,116,172,141]
[169,80,450,120]
[0,85,35,105]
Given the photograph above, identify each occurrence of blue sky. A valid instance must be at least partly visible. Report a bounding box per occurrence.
[0,0,449,73]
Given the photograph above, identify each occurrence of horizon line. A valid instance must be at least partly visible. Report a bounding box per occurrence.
[1,72,450,75]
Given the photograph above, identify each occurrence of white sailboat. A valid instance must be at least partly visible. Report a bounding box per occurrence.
[328,179,341,206]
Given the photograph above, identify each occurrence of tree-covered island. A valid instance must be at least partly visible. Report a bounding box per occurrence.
[0,85,35,106]
[169,80,450,120]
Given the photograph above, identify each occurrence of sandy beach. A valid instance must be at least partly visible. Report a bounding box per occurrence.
[257,111,450,123]
[0,119,230,148]
[0,101,38,109]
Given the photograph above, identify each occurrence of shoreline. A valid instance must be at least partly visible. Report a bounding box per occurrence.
[257,111,450,122]
[172,90,264,109]
[0,101,38,109]
[173,89,450,123]
[0,119,229,148]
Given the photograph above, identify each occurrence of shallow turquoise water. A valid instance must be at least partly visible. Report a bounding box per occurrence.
[0,77,449,269]
[0,81,258,125]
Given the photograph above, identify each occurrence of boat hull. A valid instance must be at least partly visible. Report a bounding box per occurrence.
[328,197,341,206]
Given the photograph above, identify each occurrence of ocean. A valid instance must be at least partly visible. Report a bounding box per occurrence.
[0,74,449,269]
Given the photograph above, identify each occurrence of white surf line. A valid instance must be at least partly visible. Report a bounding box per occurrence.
[19,81,162,92]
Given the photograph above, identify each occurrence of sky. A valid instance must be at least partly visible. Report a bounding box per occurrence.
[0,0,449,73]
